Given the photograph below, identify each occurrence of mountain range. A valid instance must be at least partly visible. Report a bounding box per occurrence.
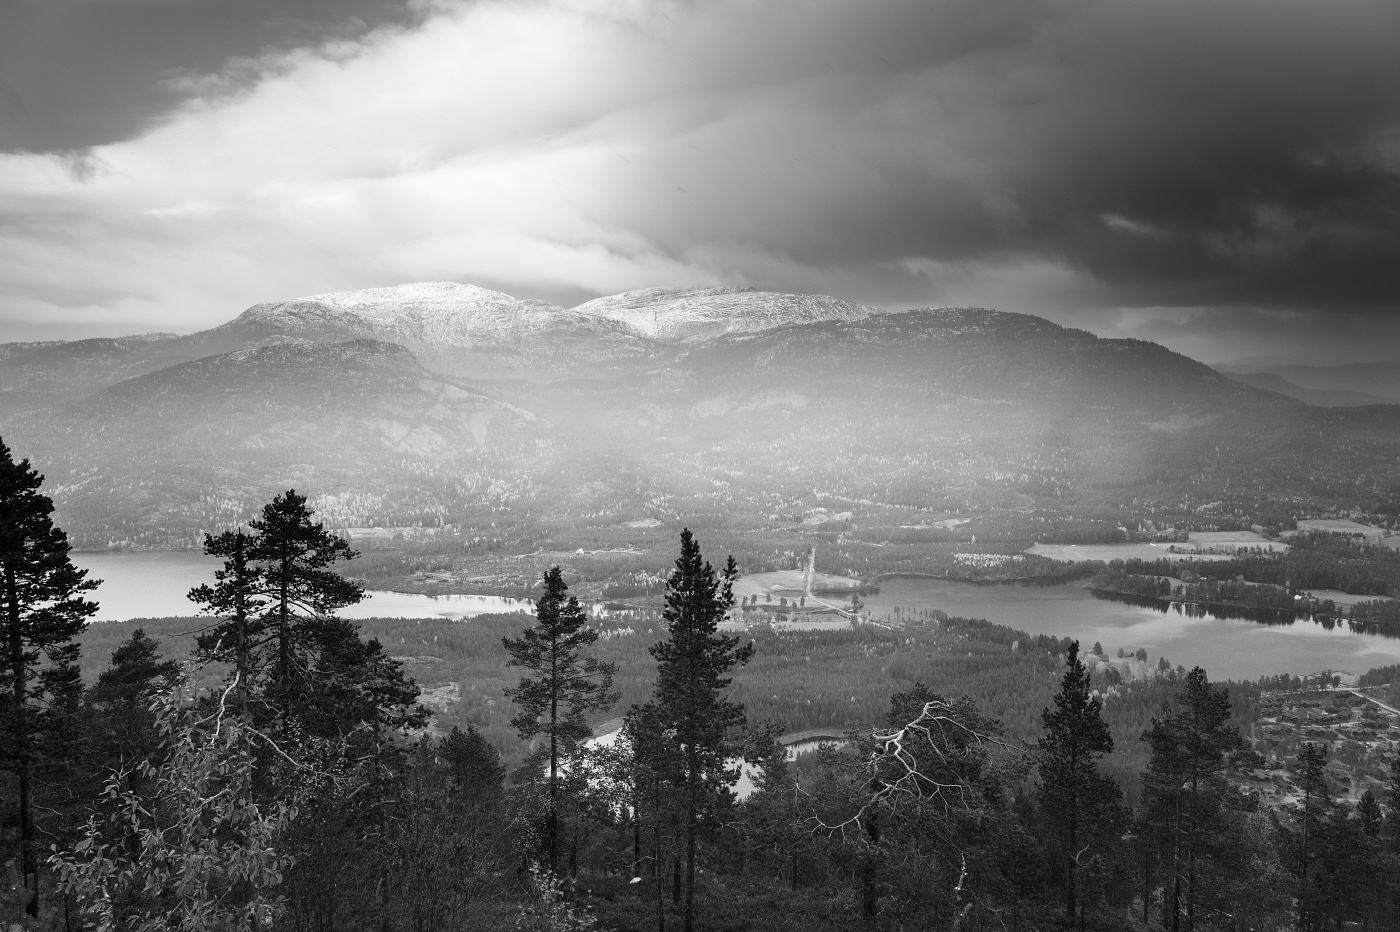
[2,283,1398,551]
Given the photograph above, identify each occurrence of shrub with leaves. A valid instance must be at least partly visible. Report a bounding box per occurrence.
[515,863,596,932]
[50,689,298,932]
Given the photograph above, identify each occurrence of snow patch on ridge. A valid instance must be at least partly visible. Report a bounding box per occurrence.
[233,282,637,348]
[571,286,878,342]
[227,282,881,349]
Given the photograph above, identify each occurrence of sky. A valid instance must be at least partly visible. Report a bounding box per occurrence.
[1,0,1398,365]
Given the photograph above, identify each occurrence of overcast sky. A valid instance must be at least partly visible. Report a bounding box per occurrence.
[2,0,1397,364]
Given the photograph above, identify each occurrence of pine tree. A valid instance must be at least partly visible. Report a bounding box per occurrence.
[86,629,181,776]
[640,529,753,932]
[623,701,684,932]
[1293,742,1334,932]
[1141,667,1248,932]
[504,566,617,872]
[1036,640,1120,924]
[189,529,265,718]
[87,629,180,709]
[190,492,421,745]
[246,490,362,708]
[0,437,98,917]
[441,725,506,801]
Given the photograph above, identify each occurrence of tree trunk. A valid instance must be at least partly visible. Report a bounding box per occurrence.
[548,647,559,873]
[683,748,697,932]
[1187,773,1198,932]
[1066,783,1078,922]
[233,533,249,720]
[1143,849,1151,925]
[278,547,291,720]
[6,567,38,918]
[653,809,664,932]
[862,808,881,919]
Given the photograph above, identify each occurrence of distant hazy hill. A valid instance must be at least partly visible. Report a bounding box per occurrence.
[1219,359,1400,405]
[11,339,536,546]
[3,282,1399,549]
[1220,371,1394,407]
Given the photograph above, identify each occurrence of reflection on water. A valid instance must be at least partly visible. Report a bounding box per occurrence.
[71,551,531,622]
[348,590,532,620]
[862,575,1400,682]
[1091,588,1400,639]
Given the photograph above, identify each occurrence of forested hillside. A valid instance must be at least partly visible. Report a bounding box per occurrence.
[4,293,1400,570]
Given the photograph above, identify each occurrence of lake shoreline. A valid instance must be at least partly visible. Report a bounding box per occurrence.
[875,568,1100,587]
[1088,585,1400,629]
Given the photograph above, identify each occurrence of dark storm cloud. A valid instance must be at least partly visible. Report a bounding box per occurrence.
[0,0,1396,357]
[0,0,422,152]
[611,0,1400,316]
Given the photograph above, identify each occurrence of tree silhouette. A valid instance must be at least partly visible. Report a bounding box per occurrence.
[640,529,753,932]
[1141,667,1249,932]
[189,529,265,719]
[1037,640,1121,924]
[504,566,616,872]
[247,490,362,711]
[0,437,99,917]
[191,492,420,745]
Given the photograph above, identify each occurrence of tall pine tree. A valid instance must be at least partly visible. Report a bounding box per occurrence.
[1037,640,1121,925]
[0,437,98,917]
[189,529,265,719]
[504,566,616,872]
[640,529,753,932]
[190,492,421,744]
[247,490,362,709]
[1141,667,1248,932]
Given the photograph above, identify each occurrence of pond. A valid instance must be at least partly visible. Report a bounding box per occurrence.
[861,575,1400,682]
[70,551,532,622]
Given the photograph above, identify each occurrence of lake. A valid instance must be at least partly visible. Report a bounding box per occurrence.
[70,553,1400,682]
[862,575,1400,682]
[70,551,533,622]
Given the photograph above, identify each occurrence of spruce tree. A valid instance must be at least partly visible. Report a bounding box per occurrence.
[504,566,617,872]
[641,529,753,932]
[1037,640,1120,924]
[0,437,98,917]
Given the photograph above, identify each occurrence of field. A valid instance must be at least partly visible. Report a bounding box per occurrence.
[731,568,861,601]
[1300,588,1396,608]
[1026,542,1238,562]
[1298,518,1390,540]
[1186,530,1290,550]
[1027,530,1291,563]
